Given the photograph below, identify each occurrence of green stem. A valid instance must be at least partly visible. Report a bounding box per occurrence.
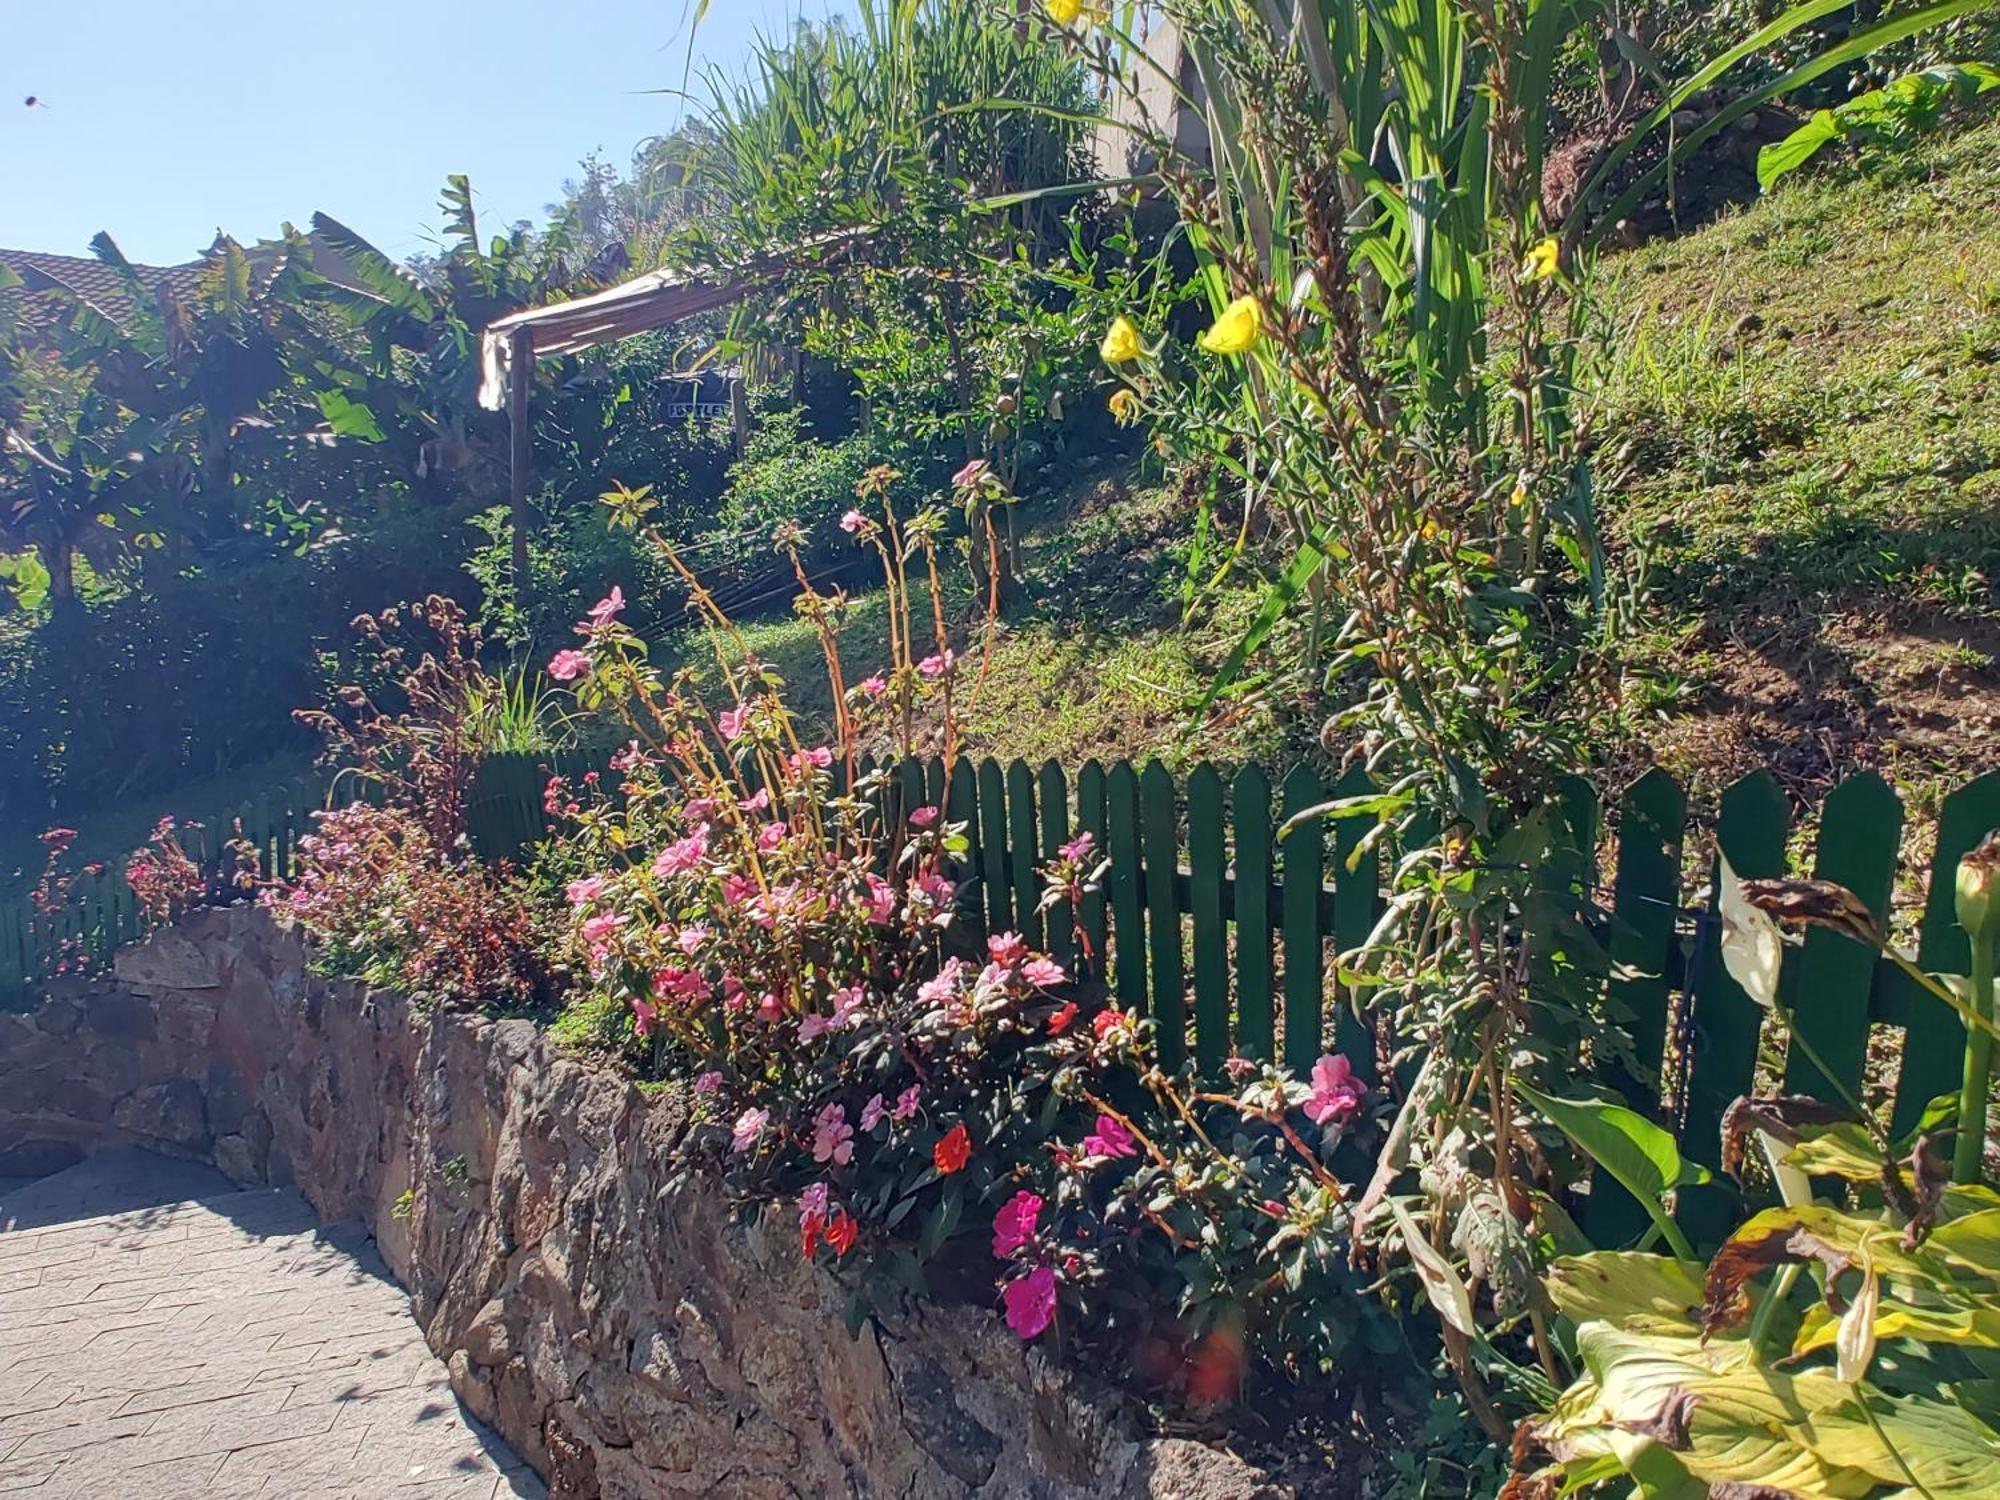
[1883,950,2000,1044]
[1747,1261,1801,1360]
[1859,1391,1940,1500]
[1953,925,1995,1185]
[1644,1195,1697,1264]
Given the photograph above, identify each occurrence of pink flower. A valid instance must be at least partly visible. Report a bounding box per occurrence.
[757,991,784,1023]
[566,875,607,908]
[858,675,888,700]
[918,957,968,1009]
[788,746,835,775]
[722,873,759,905]
[741,788,771,813]
[1082,1114,1138,1160]
[917,650,956,680]
[839,509,866,533]
[862,873,897,925]
[682,797,720,826]
[1023,957,1067,989]
[653,968,707,1006]
[1002,1266,1057,1340]
[717,704,751,741]
[892,1085,922,1122]
[694,1070,723,1095]
[991,1190,1043,1259]
[586,586,625,626]
[1059,831,1095,863]
[987,931,1028,965]
[580,912,625,946]
[756,821,788,853]
[952,458,993,489]
[547,649,590,682]
[731,1108,768,1153]
[909,805,940,830]
[653,831,709,879]
[631,995,658,1037]
[722,977,748,1012]
[677,924,712,955]
[799,1181,831,1223]
[1303,1054,1365,1127]
[860,1093,887,1131]
[813,1103,855,1167]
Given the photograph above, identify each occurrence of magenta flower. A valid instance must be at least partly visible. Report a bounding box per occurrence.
[952,458,993,490]
[857,675,888,700]
[741,788,772,813]
[1059,831,1095,863]
[1022,957,1067,990]
[991,1190,1043,1259]
[917,650,956,680]
[799,1181,831,1223]
[652,831,709,879]
[892,1085,922,1122]
[756,821,789,853]
[1303,1054,1365,1127]
[631,995,658,1038]
[586,586,625,627]
[987,931,1028,965]
[789,745,835,775]
[860,1093,887,1131]
[682,797,719,826]
[812,1103,855,1167]
[862,873,897,925]
[1082,1114,1138,1160]
[721,873,758,905]
[909,805,940,829]
[547,649,590,682]
[731,1108,769,1153]
[717,704,750,741]
[839,509,867,533]
[694,1070,723,1095]
[1003,1266,1057,1340]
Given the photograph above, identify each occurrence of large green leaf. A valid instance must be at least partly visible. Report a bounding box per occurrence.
[1517,1082,1711,1203]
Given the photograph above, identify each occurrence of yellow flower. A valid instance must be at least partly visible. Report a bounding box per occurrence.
[1045,0,1084,24]
[1108,388,1142,427]
[1199,296,1263,356]
[1521,238,1561,283]
[1100,316,1143,366]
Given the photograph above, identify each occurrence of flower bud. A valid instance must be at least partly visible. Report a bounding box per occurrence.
[1956,831,2000,946]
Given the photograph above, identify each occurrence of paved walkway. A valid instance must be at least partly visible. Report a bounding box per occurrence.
[0,1152,542,1499]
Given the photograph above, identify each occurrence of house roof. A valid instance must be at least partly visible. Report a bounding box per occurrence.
[0,248,206,319]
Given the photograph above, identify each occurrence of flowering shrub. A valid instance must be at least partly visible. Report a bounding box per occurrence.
[124,816,218,924]
[25,827,103,979]
[269,801,552,1014]
[531,484,1405,1399]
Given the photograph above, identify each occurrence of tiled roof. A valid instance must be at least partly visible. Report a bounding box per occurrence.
[0,248,206,318]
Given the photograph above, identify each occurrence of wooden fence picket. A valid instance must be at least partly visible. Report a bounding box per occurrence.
[1038,762,1074,973]
[1105,762,1148,1020]
[977,758,1011,933]
[1681,770,1790,1248]
[1233,764,1276,1065]
[1007,760,1042,949]
[1140,760,1186,1070]
[1074,760,1109,981]
[1186,763,1229,1077]
[1280,763,1327,1075]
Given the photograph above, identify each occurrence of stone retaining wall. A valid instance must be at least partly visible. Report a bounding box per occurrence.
[0,907,1281,1499]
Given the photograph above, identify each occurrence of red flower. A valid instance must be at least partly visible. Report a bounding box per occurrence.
[1092,1008,1129,1039]
[1047,1002,1078,1036]
[934,1123,972,1175]
[801,1212,825,1259]
[825,1210,858,1258]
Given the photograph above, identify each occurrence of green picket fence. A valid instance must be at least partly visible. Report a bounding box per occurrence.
[9,750,2000,1246]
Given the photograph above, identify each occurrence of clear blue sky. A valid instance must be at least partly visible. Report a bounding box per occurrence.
[1,0,852,266]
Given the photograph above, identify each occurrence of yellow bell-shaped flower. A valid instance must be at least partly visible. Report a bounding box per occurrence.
[1108,388,1142,427]
[1100,316,1144,366]
[1046,0,1084,25]
[1199,296,1263,356]
[1521,238,1561,283]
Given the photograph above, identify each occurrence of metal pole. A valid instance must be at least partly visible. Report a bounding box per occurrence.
[507,326,534,616]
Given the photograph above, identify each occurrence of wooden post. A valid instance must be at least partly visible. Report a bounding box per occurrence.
[507,326,534,616]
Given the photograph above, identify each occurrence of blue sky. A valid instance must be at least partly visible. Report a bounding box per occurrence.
[2,0,852,266]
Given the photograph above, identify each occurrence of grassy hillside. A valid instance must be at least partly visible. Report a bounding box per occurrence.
[1594,112,2000,817]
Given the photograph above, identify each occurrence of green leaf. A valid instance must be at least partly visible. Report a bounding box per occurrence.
[1518,1081,1711,1204]
[1758,109,1842,191]
[1544,1252,1705,1335]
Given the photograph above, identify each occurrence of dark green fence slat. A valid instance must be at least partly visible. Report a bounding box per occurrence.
[1585,768,1687,1246]
[1281,764,1327,1075]
[977,758,1012,933]
[1788,772,1901,1107]
[1329,764,1382,1081]
[1038,762,1075,972]
[1007,760,1043,949]
[1894,771,2000,1137]
[1141,760,1186,1070]
[947,757,980,906]
[1106,761,1148,1018]
[1187,763,1229,1077]
[1233,766,1276,1066]
[1075,761,1109,981]
[1682,770,1789,1248]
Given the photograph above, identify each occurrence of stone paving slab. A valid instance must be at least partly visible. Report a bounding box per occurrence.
[0,1164,543,1499]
